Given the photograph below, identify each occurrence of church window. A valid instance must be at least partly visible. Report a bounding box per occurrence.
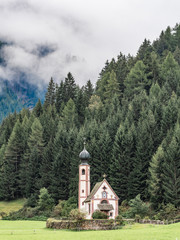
[82,169,85,175]
[82,190,84,193]
[103,186,107,191]
[101,200,108,204]
[88,204,91,214]
[110,212,113,217]
[82,202,84,206]
[102,191,107,198]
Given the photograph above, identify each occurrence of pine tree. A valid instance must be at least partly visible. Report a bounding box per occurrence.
[124,60,151,99]
[64,72,77,102]
[162,124,180,206]
[84,80,94,106]
[55,81,65,113]
[161,93,178,136]
[1,120,25,199]
[105,70,120,100]
[110,122,136,202]
[25,118,44,196]
[44,77,56,108]
[50,123,72,201]
[40,139,54,190]
[115,52,129,95]
[33,99,43,117]
[160,52,180,93]
[148,145,165,208]
[61,98,77,129]
[75,88,85,126]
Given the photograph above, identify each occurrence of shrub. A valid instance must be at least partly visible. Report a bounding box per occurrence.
[119,200,130,217]
[24,194,37,208]
[69,209,86,220]
[51,196,77,218]
[0,212,6,218]
[135,214,141,222]
[92,210,108,219]
[115,215,124,225]
[128,194,149,218]
[38,188,54,211]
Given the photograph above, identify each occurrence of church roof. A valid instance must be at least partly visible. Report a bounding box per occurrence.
[79,148,90,160]
[84,178,119,203]
[84,181,103,202]
[98,204,114,211]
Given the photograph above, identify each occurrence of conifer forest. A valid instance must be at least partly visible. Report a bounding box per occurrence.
[1,24,180,211]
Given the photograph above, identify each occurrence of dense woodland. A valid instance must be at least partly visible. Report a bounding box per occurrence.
[1,24,180,210]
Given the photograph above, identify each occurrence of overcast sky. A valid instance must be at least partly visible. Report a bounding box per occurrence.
[0,0,179,87]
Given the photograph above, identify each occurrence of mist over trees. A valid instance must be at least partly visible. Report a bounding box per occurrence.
[1,24,180,209]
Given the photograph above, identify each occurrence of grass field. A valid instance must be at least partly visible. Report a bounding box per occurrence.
[0,199,26,215]
[0,221,180,240]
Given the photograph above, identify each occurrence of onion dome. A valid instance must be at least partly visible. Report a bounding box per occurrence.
[79,139,90,164]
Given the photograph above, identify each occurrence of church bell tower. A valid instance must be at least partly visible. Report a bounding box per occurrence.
[78,140,90,210]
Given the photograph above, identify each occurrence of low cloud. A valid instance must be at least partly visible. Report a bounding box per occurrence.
[0,0,179,87]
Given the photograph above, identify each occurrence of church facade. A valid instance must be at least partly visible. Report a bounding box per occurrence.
[78,144,119,219]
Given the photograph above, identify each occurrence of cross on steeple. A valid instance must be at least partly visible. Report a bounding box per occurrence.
[83,137,86,150]
[103,173,107,179]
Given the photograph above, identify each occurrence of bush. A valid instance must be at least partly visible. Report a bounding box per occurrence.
[0,212,6,218]
[115,215,124,225]
[24,194,37,208]
[118,200,130,217]
[92,210,108,219]
[38,188,54,211]
[69,209,86,220]
[153,203,177,220]
[128,194,149,218]
[51,196,77,218]
[135,214,141,222]
[2,206,51,221]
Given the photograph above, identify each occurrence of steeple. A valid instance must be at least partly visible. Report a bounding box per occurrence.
[78,139,91,210]
[79,138,90,165]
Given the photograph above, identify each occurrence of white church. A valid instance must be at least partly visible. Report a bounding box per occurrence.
[78,143,119,219]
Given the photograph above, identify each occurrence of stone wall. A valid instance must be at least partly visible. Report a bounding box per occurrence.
[46,218,123,230]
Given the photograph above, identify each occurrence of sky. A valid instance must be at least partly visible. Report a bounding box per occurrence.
[0,0,179,87]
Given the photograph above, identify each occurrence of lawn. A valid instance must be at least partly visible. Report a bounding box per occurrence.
[0,221,180,240]
[0,199,26,215]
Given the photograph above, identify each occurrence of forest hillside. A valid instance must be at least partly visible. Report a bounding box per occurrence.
[0,24,180,211]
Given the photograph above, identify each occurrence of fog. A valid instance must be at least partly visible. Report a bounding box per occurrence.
[0,0,179,87]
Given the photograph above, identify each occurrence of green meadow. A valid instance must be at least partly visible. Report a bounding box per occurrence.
[0,221,180,240]
[0,199,26,215]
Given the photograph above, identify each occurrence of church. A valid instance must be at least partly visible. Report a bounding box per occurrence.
[78,143,119,219]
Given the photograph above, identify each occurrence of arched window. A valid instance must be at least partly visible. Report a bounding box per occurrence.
[82,169,85,175]
[102,191,107,198]
[101,200,108,204]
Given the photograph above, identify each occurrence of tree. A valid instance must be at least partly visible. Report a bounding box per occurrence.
[160,52,180,93]
[61,99,77,129]
[84,80,94,106]
[55,81,65,113]
[0,120,26,199]
[63,72,77,102]
[38,187,54,211]
[33,99,43,117]
[162,124,180,206]
[148,145,165,208]
[44,77,56,108]
[128,194,149,218]
[124,60,151,99]
[96,71,110,101]
[115,52,129,95]
[105,70,120,100]
[25,118,44,196]
[110,123,136,201]
[50,123,72,201]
